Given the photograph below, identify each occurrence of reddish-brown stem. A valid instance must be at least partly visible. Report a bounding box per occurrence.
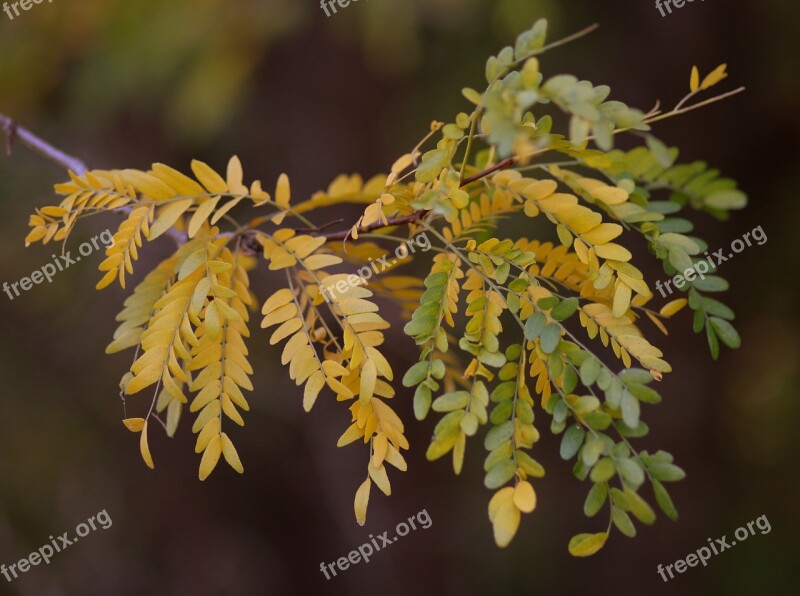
[459,156,516,186]
[316,156,517,241]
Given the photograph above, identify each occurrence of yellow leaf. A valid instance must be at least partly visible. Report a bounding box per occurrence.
[690,66,700,92]
[488,486,515,521]
[226,156,247,194]
[220,432,244,474]
[700,63,728,91]
[581,223,623,245]
[612,281,632,318]
[261,288,295,315]
[453,431,465,475]
[523,179,557,201]
[152,163,206,196]
[191,160,228,194]
[659,298,688,318]
[360,359,377,404]
[590,186,628,205]
[354,478,371,526]
[337,423,364,447]
[139,421,154,469]
[568,532,608,557]
[149,199,193,240]
[646,311,669,335]
[368,462,391,496]
[303,370,326,412]
[188,197,221,238]
[40,206,68,217]
[513,481,537,513]
[492,501,521,548]
[122,170,175,201]
[205,300,221,341]
[386,153,414,186]
[199,434,222,480]
[270,318,303,345]
[275,173,291,207]
[126,362,162,394]
[122,417,145,432]
[372,433,389,468]
[305,254,343,271]
[594,243,632,262]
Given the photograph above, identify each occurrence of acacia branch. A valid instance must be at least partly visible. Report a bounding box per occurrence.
[315,156,517,241]
[0,113,187,245]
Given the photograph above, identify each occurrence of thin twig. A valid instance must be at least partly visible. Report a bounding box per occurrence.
[460,156,516,186]
[646,86,746,124]
[0,113,87,174]
[317,155,518,242]
[0,113,189,245]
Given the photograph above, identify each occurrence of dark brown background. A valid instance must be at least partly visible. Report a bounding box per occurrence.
[0,0,798,594]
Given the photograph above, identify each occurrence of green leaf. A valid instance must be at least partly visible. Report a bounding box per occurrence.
[484,442,513,472]
[693,308,706,333]
[620,390,640,428]
[646,135,674,168]
[416,149,446,183]
[537,296,559,310]
[524,312,547,340]
[706,322,720,360]
[561,366,578,394]
[626,383,661,404]
[551,297,579,321]
[515,450,545,478]
[652,479,679,521]
[484,421,515,451]
[539,323,562,354]
[568,532,608,557]
[703,297,735,320]
[490,381,516,402]
[484,459,516,489]
[432,391,470,412]
[624,487,656,525]
[616,458,645,488]
[579,358,601,386]
[560,424,585,460]
[590,457,616,482]
[692,275,728,292]
[612,508,637,538]
[462,87,484,106]
[413,384,432,420]
[583,482,608,517]
[580,434,605,467]
[705,190,747,210]
[709,317,741,349]
[667,247,693,273]
[490,400,513,424]
[403,361,430,387]
[648,462,686,482]
[618,369,653,384]
[584,411,612,430]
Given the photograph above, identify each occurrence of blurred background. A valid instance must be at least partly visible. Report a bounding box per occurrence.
[1,0,798,594]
